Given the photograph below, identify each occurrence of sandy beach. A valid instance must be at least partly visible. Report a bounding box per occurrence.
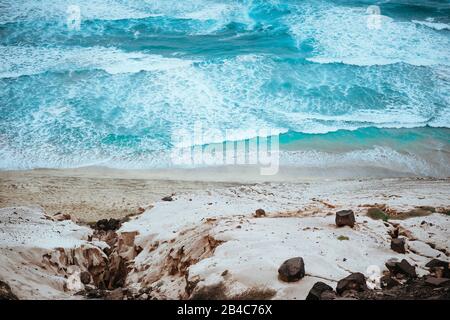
[2,166,443,221]
[0,167,240,221]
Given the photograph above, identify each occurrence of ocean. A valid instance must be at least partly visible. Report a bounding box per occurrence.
[0,0,449,177]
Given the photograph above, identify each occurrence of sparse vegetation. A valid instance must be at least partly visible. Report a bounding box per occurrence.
[367,205,435,221]
[367,207,389,221]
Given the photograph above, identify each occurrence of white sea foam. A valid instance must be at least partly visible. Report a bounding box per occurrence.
[138,1,255,34]
[2,139,448,178]
[0,51,285,170]
[413,19,450,31]
[280,146,450,178]
[287,3,450,66]
[0,46,193,78]
[0,0,254,35]
[0,0,153,24]
[279,110,431,134]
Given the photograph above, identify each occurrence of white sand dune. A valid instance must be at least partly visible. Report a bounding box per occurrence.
[0,178,449,299]
[0,206,108,299]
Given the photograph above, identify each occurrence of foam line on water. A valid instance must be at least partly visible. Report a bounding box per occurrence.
[279,146,450,178]
[286,2,450,66]
[413,19,450,31]
[0,46,194,78]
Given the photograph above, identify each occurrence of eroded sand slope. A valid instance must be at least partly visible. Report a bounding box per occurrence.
[1,178,449,299]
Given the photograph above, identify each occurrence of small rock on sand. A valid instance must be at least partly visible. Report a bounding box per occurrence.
[254,209,266,217]
[278,257,305,282]
[335,210,356,228]
[53,212,78,223]
[390,237,406,254]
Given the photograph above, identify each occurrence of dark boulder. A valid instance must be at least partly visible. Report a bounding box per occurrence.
[306,282,334,300]
[385,259,417,278]
[397,259,417,278]
[385,258,399,273]
[390,237,406,254]
[425,259,449,269]
[426,259,450,278]
[336,272,367,295]
[390,259,417,278]
[80,271,92,285]
[254,209,266,218]
[335,210,356,228]
[278,257,305,282]
[162,195,173,201]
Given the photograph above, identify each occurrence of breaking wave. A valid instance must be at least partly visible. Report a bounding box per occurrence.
[0,0,449,176]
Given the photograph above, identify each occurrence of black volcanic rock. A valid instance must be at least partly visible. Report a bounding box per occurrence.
[391,237,406,254]
[306,281,334,300]
[335,210,356,228]
[336,272,367,295]
[278,257,305,282]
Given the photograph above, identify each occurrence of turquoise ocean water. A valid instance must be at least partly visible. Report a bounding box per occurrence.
[0,1,449,176]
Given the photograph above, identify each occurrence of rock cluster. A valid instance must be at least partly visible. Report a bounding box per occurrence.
[390,238,406,254]
[385,259,417,278]
[306,257,450,300]
[424,259,450,287]
[305,272,368,300]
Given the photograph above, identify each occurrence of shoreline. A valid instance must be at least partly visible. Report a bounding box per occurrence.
[1,166,447,221]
